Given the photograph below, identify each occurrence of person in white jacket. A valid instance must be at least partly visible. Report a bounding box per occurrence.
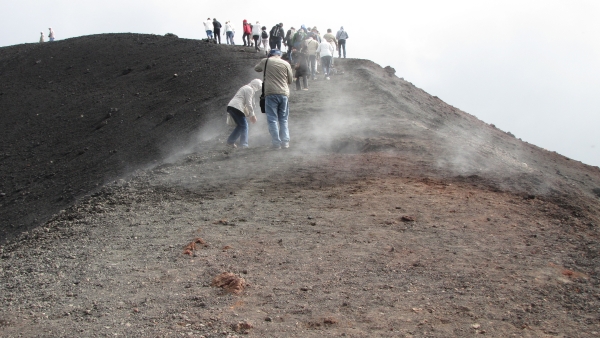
[225,21,235,45]
[252,21,262,52]
[39,32,45,43]
[203,18,213,39]
[316,40,335,79]
[226,79,263,148]
[48,28,55,42]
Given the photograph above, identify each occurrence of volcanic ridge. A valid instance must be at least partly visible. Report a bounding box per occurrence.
[1,33,600,337]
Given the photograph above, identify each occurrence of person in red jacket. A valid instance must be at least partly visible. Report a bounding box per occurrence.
[242,20,253,47]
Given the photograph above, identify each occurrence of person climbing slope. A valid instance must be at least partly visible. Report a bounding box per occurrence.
[336,26,349,58]
[203,18,213,39]
[225,79,263,149]
[213,18,222,44]
[252,21,262,52]
[242,20,252,47]
[254,49,294,149]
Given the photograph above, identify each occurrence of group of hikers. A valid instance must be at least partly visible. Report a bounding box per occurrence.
[225,49,293,151]
[204,19,348,89]
[202,19,348,57]
[218,20,350,151]
[39,28,55,43]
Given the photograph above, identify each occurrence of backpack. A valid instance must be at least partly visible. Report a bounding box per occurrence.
[261,31,268,39]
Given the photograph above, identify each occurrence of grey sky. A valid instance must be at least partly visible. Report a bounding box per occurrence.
[2,0,598,166]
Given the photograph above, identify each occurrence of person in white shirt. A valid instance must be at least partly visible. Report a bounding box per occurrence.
[203,18,213,39]
[316,40,335,79]
[225,21,235,45]
[48,28,55,42]
[39,32,45,43]
[252,21,262,52]
[226,79,263,148]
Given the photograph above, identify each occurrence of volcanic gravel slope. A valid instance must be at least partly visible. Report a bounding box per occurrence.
[1,33,600,337]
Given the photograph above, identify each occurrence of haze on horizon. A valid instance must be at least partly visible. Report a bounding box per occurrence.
[1,0,598,167]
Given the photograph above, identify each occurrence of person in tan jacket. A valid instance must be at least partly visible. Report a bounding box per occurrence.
[254,49,294,149]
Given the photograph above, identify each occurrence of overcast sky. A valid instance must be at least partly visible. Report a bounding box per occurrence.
[2,0,599,166]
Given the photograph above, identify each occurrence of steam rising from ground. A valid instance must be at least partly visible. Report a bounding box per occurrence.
[152,61,588,198]
[435,124,533,175]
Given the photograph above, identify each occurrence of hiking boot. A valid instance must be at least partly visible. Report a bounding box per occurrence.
[282,142,290,149]
[226,142,237,149]
[271,144,281,150]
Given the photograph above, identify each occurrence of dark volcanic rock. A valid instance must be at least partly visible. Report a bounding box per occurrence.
[0,33,256,242]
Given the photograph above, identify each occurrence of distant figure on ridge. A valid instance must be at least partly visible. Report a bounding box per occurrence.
[225,21,235,45]
[309,26,322,43]
[39,32,45,43]
[294,51,309,91]
[261,26,269,56]
[48,28,55,42]
[269,23,285,50]
[292,25,307,52]
[203,18,213,39]
[285,27,296,61]
[254,49,294,149]
[316,37,335,80]
[323,28,338,66]
[225,79,263,149]
[242,20,252,47]
[336,26,348,58]
[304,35,320,80]
[212,18,222,44]
[252,21,262,52]
[323,28,337,52]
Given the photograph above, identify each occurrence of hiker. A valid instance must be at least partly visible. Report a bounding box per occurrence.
[285,27,296,61]
[292,25,307,51]
[225,79,263,149]
[203,18,213,39]
[261,26,269,56]
[213,18,222,44]
[336,26,348,58]
[39,32,45,43]
[225,21,235,45]
[323,28,338,66]
[308,26,322,43]
[252,21,262,52]
[316,38,335,80]
[242,20,253,46]
[304,35,320,80]
[269,23,285,50]
[254,49,294,149]
[294,52,309,91]
[48,28,55,42]
[323,28,337,51]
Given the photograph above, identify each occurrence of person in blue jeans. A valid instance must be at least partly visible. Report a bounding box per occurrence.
[254,49,294,149]
[226,79,263,148]
[203,18,213,39]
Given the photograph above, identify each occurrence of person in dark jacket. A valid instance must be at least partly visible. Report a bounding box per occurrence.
[269,23,285,50]
[294,52,309,91]
[213,18,222,44]
[285,27,296,61]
